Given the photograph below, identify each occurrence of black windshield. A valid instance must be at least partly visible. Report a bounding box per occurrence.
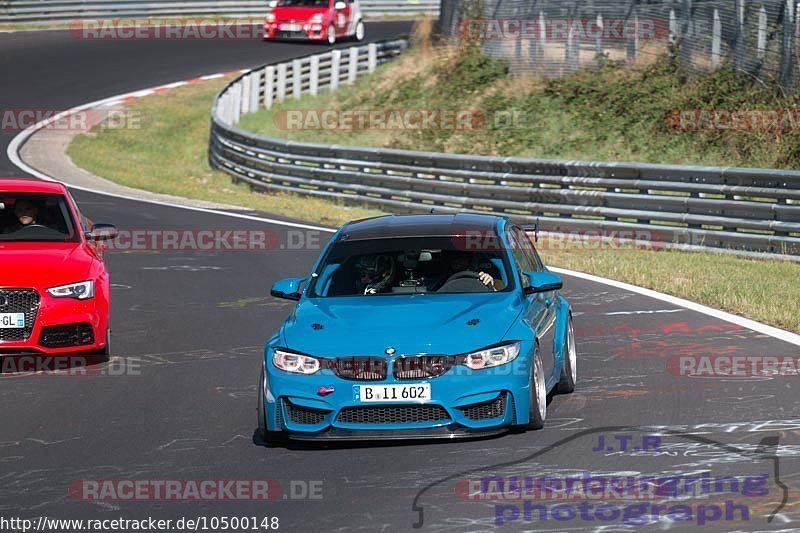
[0,193,78,242]
[309,236,514,297]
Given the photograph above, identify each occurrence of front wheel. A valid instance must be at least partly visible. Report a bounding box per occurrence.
[94,327,110,361]
[527,343,547,430]
[326,25,336,45]
[557,315,577,393]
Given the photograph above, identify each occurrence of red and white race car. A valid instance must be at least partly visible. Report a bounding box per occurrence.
[264,0,365,45]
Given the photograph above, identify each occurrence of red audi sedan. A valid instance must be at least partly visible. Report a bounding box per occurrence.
[0,179,116,357]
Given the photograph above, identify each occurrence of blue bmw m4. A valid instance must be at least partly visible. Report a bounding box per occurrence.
[258,213,576,443]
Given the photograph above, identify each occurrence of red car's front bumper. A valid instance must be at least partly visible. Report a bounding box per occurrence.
[263,22,328,41]
[0,288,108,356]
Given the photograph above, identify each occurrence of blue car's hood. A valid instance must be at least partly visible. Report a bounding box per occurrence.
[281,293,522,356]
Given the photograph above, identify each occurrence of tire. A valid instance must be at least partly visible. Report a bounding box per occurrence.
[257,366,286,447]
[354,20,365,41]
[527,342,547,430]
[326,25,336,45]
[94,327,110,362]
[557,315,577,394]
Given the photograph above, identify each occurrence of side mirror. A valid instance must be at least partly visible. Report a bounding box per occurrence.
[268,0,278,7]
[522,271,563,295]
[86,223,118,241]
[270,277,307,301]
[334,1,346,9]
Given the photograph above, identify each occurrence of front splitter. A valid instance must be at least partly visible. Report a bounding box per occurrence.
[288,425,508,441]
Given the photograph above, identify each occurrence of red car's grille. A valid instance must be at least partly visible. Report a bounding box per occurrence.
[0,289,40,342]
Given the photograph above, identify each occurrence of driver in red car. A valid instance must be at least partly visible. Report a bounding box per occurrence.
[2,199,39,234]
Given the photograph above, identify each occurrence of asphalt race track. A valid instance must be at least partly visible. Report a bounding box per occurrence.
[1,22,799,532]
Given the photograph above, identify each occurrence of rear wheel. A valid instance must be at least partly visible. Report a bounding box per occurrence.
[527,343,547,430]
[557,315,576,393]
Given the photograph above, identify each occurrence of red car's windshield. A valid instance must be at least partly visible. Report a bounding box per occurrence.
[0,192,79,242]
[276,0,329,6]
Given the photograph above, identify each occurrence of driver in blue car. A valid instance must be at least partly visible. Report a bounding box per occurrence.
[435,253,505,292]
[354,254,396,295]
[2,200,39,234]
[449,253,496,289]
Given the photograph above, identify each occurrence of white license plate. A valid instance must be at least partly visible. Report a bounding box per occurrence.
[0,313,24,329]
[280,23,301,31]
[355,383,431,403]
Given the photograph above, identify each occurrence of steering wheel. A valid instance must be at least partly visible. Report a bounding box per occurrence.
[18,224,48,229]
[13,224,63,236]
[437,270,491,293]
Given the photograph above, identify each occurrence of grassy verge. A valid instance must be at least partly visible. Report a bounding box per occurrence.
[544,247,800,334]
[67,76,382,227]
[240,23,800,169]
[66,27,800,333]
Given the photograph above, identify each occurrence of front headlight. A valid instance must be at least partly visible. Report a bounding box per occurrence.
[462,342,520,370]
[273,348,321,375]
[47,280,94,300]
[309,13,324,23]
[266,13,276,22]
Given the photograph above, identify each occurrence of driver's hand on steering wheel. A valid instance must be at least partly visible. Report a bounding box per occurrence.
[478,271,495,289]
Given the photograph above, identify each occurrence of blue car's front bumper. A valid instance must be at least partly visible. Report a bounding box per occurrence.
[262,346,533,440]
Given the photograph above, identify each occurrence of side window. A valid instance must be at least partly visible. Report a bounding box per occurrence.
[506,228,534,288]
[514,227,544,271]
[66,191,90,232]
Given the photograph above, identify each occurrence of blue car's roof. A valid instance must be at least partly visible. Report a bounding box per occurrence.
[340,213,506,241]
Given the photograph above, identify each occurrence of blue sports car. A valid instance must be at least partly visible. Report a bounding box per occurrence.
[258,213,576,443]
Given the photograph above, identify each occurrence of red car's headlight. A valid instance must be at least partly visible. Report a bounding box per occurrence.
[47,280,94,300]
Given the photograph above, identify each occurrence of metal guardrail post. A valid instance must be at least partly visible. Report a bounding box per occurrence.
[310,55,319,96]
[264,66,275,108]
[249,71,260,112]
[241,74,251,114]
[330,50,341,90]
[276,63,287,101]
[292,59,302,99]
[231,82,242,124]
[347,47,359,83]
[367,43,378,73]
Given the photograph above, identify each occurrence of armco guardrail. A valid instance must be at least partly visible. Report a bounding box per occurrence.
[209,40,800,259]
[0,0,438,23]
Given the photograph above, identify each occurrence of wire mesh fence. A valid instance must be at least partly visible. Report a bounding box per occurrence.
[438,0,800,87]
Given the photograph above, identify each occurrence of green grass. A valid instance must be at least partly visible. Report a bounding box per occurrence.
[67,76,382,227]
[544,246,800,333]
